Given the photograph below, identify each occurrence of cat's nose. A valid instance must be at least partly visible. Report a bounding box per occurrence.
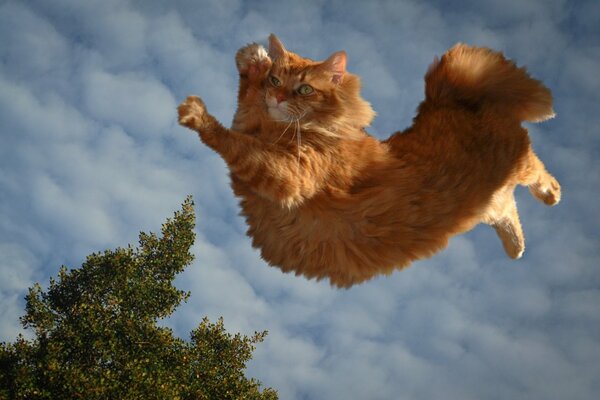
[276,93,287,103]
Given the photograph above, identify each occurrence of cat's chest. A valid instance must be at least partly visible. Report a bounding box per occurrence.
[234,181,355,239]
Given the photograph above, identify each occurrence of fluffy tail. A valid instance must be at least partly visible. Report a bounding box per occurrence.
[424,44,554,122]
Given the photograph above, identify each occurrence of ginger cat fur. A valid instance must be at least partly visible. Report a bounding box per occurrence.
[178,35,561,288]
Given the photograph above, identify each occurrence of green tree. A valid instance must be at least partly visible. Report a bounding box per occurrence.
[0,197,277,400]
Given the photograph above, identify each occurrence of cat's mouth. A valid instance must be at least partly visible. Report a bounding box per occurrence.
[265,95,306,122]
[265,96,290,121]
[267,105,291,121]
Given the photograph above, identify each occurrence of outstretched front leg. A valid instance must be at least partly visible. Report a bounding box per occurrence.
[178,96,328,208]
[232,43,272,133]
[177,96,222,149]
[236,43,272,83]
[235,43,272,102]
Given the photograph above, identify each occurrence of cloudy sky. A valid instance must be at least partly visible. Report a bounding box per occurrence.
[1,0,599,398]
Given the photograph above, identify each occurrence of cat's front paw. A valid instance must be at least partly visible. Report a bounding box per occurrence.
[236,43,272,82]
[178,96,206,131]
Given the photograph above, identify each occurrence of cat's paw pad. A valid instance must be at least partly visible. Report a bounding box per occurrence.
[509,245,525,260]
[545,177,562,206]
[178,96,206,131]
[530,176,561,206]
[236,43,272,81]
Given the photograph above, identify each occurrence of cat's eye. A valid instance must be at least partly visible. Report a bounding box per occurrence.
[269,75,282,87]
[297,84,314,95]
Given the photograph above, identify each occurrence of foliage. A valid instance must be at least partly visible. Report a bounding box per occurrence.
[0,197,277,400]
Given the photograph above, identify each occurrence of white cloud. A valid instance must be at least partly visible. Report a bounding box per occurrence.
[1,1,599,399]
[0,2,70,83]
[0,244,38,339]
[82,69,177,137]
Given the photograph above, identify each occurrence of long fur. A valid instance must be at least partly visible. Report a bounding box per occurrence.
[425,44,555,122]
[178,37,561,288]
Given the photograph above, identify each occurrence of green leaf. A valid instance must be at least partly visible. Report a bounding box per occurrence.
[0,197,277,400]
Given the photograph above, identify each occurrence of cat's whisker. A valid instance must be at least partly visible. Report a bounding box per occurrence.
[290,107,308,120]
[283,111,306,170]
[286,111,305,143]
[287,106,303,118]
[288,120,297,144]
[296,117,302,169]
[275,119,294,143]
[271,117,292,123]
[270,106,308,162]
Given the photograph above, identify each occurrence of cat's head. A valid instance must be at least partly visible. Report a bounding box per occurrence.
[263,34,375,136]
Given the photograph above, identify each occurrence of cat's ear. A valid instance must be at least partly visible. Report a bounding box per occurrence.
[268,34,287,60]
[320,51,347,84]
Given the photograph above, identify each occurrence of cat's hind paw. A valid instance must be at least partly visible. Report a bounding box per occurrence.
[236,43,272,82]
[178,96,206,131]
[530,175,561,206]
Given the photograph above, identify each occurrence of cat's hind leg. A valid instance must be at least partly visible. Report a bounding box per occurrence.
[521,148,561,206]
[484,188,525,259]
[492,202,525,259]
[529,171,561,206]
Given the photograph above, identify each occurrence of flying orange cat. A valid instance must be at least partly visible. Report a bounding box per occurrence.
[178,34,561,288]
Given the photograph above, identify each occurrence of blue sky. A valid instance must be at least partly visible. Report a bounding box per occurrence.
[1,0,599,398]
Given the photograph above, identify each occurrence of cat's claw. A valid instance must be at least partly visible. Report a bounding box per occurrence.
[178,96,206,131]
[236,43,272,82]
